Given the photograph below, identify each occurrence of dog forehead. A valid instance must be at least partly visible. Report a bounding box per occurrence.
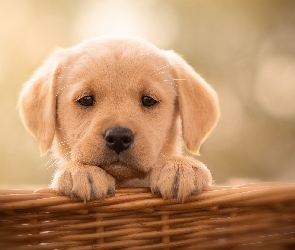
[69,37,166,70]
[76,36,162,57]
[58,39,174,88]
[55,37,178,101]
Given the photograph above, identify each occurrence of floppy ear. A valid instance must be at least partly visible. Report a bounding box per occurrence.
[19,49,64,155]
[165,51,220,155]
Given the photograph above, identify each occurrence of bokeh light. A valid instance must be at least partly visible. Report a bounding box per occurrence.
[255,46,295,119]
[72,0,179,48]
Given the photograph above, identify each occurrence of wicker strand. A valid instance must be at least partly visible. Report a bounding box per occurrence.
[161,213,170,250]
[1,183,295,250]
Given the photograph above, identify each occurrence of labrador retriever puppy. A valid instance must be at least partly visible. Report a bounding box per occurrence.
[19,36,219,202]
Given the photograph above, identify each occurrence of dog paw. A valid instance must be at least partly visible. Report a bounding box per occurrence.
[51,164,115,202]
[150,156,212,202]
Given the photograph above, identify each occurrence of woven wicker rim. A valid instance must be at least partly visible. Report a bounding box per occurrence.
[1,182,295,213]
[1,183,295,250]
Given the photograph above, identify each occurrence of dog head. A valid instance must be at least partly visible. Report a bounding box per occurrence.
[19,36,219,183]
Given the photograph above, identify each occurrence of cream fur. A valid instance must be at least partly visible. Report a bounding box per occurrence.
[19,36,219,202]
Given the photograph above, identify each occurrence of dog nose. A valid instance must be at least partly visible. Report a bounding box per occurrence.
[104,127,134,154]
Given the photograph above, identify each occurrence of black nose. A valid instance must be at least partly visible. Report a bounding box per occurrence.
[104,127,134,154]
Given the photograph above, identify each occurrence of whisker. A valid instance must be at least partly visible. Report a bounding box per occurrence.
[153,71,167,76]
[44,158,59,170]
[150,62,182,77]
[56,85,71,97]
[44,149,72,170]
[42,138,78,170]
[152,64,171,74]
[162,79,174,85]
[43,139,71,155]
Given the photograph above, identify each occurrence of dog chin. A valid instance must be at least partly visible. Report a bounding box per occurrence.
[100,162,147,183]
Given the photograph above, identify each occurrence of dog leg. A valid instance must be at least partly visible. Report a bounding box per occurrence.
[51,163,115,202]
[150,156,212,202]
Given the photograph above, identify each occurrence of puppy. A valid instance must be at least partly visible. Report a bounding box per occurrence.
[19,36,219,202]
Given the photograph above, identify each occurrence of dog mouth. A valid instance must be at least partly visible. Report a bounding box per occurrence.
[99,160,147,183]
[72,149,148,182]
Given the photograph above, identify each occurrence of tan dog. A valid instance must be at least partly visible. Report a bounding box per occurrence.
[19,36,219,202]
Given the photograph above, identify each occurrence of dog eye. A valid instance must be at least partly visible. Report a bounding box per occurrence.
[141,96,158,107]
[77,96,94,107]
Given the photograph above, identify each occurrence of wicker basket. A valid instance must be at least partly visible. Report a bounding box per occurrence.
[1,183,295,250]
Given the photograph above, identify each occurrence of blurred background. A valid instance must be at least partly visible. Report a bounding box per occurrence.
[0,0,294,188]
